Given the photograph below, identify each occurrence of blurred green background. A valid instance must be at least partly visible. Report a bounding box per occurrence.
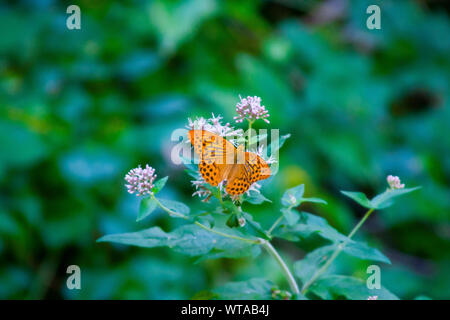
[0,0,449,299]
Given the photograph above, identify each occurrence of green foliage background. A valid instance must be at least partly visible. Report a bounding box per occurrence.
[0,0,449,299]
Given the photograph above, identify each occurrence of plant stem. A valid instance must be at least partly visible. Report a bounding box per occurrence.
[260,238,300,295]
[267,205,294,237]
[301,208,375,295]
[267,215,284,236]
[347,208,374,239]
[247,119,254,149]
[152,195,259,244]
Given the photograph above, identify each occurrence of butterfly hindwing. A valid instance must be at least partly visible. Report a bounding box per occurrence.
[225,165,251,195]
[244,152,271,184]
[199,161,224,186]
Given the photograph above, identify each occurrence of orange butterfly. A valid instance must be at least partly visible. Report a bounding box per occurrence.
[188,130,271,195]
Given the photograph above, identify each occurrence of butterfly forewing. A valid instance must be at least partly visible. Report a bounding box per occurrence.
[189,130,236,164]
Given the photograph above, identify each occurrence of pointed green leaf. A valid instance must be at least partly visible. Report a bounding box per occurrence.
[281,184,305,206]
[340,191,374,209]
[97,226,170,248]
[244,191,272,204]
[137,197,158,221]
[98,224,258,258]
[152,176,168,194]
[301,197,327,205]
[196,240,261,262]
[240,211,270,239]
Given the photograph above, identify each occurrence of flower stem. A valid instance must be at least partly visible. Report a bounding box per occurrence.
[300,208,375,295]
[247,119,254,148]
[260,238,300,295]
[267,215,284,236]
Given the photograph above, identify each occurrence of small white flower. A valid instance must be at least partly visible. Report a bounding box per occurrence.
[387,175,405,190]
[234,95,270,124]
[124,164,157,197]
[367,295,378,300]
[187,113,243,138]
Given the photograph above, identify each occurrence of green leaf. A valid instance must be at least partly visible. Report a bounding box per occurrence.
[281,185,326,208]
[310,275,399,300]
[220,200,240,215]
[98,224,258,258]
[158,198,190,216]
[240,212,270,239]
[274,212,347,243]
[343,241,391,264]
[137,197,158,221]
[212,278,276,300]
[294,241,390,286]
[370,187,421,209]
[294,245,335,284]
[281,207,300,226]
[243,191,272,205]
[196,240,261,262]
[340,191,374,209]
[97,226,170,248]
[281,184,305,206]
[152,176,168,194]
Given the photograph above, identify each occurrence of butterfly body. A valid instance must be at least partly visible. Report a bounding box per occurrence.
[189,130,271,195]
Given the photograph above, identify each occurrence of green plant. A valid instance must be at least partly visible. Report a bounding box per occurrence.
[97,97,420,300]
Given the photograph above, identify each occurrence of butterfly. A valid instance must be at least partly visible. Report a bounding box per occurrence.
[188,130,271,195]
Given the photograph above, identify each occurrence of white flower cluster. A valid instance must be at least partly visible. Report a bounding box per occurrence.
[234,95,270,124]
[187,113,243,138]
[387,175,405,190]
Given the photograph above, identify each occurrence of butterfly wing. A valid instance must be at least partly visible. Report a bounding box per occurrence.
[244,152,271,184]
[225,153,271,195]
[189,130,236,165]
